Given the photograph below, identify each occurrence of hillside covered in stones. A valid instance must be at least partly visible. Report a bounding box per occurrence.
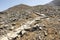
[0,4,60,40]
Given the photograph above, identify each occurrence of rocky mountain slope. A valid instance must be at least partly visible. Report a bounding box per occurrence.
[0,4,60,40]
[46,0,60,6]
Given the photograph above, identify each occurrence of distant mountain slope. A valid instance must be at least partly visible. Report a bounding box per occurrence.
[46,0,60,6]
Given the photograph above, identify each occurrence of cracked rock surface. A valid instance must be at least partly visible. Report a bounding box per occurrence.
[0,4,60,40]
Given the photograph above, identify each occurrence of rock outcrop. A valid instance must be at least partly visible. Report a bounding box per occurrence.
[0,4,60,40]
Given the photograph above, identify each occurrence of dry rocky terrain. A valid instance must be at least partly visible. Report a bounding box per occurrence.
[0,4,60,40]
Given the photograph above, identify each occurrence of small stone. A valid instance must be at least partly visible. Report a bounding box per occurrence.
[18,30,26,37]
[46,18,50,20]
[7,32,18,39]
[44,31,48,36]
[22,30,26,35]
[39,27,42,30]
[0,36,8,40]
